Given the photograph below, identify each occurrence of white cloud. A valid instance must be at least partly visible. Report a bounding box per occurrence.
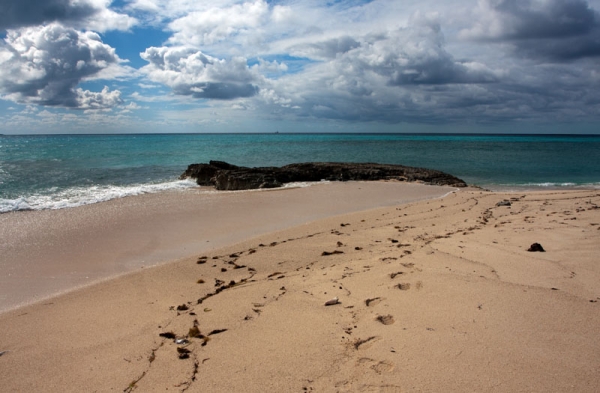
[130,91,181,102]
[126,0,247,22]
[82,3,138,32]
[21,105,39,114]
[76,86,122,109]
[140,46,261,99]
[138,82,161,89]
[0,24,124,109]
[167,0,270,47]
[119,101,144,113]
[251,58,288,74]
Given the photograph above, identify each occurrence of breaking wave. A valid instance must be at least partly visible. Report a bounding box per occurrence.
[0,179,198,213]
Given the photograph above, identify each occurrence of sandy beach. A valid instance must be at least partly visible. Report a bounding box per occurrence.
[0,184,599,392]
[0,181,451,313]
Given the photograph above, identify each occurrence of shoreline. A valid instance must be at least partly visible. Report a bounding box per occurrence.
[3,180,599,215]
[1,185,599,392]
[0,181,455,314]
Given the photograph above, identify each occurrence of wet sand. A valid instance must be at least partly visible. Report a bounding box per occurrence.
[0,181,453,313]
[0,186,599,392]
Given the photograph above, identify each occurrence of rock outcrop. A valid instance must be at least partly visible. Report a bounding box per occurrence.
[180,161,468,190]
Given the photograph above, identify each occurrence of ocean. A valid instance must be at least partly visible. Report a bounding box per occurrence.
[1,133,599,213]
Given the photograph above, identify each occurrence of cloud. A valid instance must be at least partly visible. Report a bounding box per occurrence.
[252,18,499,120]
[0,24,123,109]
[0,0,96,30]
[81,1,138,32]
[138,82,160,89]
[288,36,361,60]
[119,101,143,113]
[76,86,122,109]
[130,91,164,102]
[244,13,600,125]
[127,0,279,25]
[354,20,498,85]
[140,46,260,99]
[0,0,136,32]
[140,13,498,108]
[3,0,599,131]
[250,58,288,76]
[461,0,600,60]
[167,0,270,47]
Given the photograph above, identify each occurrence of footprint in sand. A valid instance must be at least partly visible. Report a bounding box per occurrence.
[357,384,402,392]
[365,297,382,307]
[358,358,395,374]
[371,360,395,374]
[376,315,395,325]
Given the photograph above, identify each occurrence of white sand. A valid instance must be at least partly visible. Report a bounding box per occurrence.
[0,186,599,392]
[0,181,453,313]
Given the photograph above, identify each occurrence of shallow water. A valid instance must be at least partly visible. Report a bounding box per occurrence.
[1,133,599,212]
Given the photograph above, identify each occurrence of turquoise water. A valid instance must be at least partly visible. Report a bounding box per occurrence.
[1,133,599,212]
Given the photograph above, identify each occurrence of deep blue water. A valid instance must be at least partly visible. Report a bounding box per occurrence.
[1,133,599,212]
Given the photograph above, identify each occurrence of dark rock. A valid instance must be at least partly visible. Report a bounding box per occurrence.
[322,250,344,256]
[214,170,282,190]
[496,200,512,207]
[179,164,218,186]
[180,161,468,190]
[527,243,545,252]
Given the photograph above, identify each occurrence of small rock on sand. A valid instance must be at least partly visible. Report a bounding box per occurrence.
[527,243,545,252]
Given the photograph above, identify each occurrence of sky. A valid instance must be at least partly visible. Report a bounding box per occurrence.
[0,0,599,134]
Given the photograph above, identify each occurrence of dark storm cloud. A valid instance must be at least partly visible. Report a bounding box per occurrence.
[465,0,600,61]
[0,0,99,30]
[514,29,600,60]
[493,0,596,39]
[178,82,258,100]
[385,54,497,86]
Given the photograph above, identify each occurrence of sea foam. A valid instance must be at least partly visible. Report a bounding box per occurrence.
[488,182,600,192]
[0,179,198,213]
